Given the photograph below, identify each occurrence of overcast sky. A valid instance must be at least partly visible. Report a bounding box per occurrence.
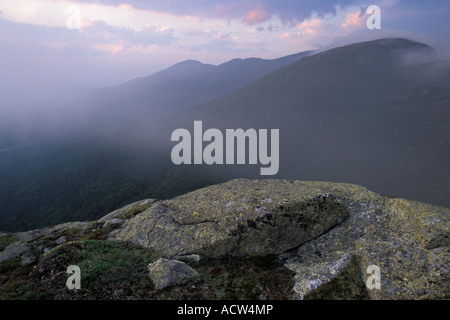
[0,0,449,92]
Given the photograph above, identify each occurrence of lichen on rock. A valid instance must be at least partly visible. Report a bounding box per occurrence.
[282,186,449,300]
[108,179,349,258]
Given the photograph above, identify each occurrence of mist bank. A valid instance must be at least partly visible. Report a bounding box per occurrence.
[0,50,313,150]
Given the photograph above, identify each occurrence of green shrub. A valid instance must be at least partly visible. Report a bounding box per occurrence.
[0,281,43,300]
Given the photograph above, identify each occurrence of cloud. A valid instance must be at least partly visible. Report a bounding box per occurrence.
[67,0,360,24]
[81,21,176,48]
[342,10,365,29]
[243,4,270,25]
[216,0,362,25]
[298,18,325,35]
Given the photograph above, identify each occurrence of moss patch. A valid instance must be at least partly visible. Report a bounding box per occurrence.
[0,280,44,300]
[3,238,295,300]
[31,240,159,300]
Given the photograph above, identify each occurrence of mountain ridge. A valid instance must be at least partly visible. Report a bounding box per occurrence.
[82,49,314,128]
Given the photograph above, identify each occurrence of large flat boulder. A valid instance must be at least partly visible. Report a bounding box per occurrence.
[108,179,350,257]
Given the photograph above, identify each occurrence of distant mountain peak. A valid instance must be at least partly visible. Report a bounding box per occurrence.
[171,59,212,68]
[332,37,434,54]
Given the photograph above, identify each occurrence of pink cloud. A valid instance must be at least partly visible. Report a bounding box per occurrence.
[297,19,324,35]
[91,43,124,55]
[244,4,270,25]
[341,11,365,29]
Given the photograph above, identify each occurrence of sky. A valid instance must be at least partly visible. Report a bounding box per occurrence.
[0,0,449,93]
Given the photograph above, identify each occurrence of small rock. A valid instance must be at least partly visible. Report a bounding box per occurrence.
[21,255,36,266]
[55,236,66,244]
[114,289,124,296]
[260,198,273,204]
[308,279,323,291]
[148,258,198,290]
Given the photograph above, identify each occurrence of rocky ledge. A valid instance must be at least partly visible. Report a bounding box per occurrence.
[0,179,448,300]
